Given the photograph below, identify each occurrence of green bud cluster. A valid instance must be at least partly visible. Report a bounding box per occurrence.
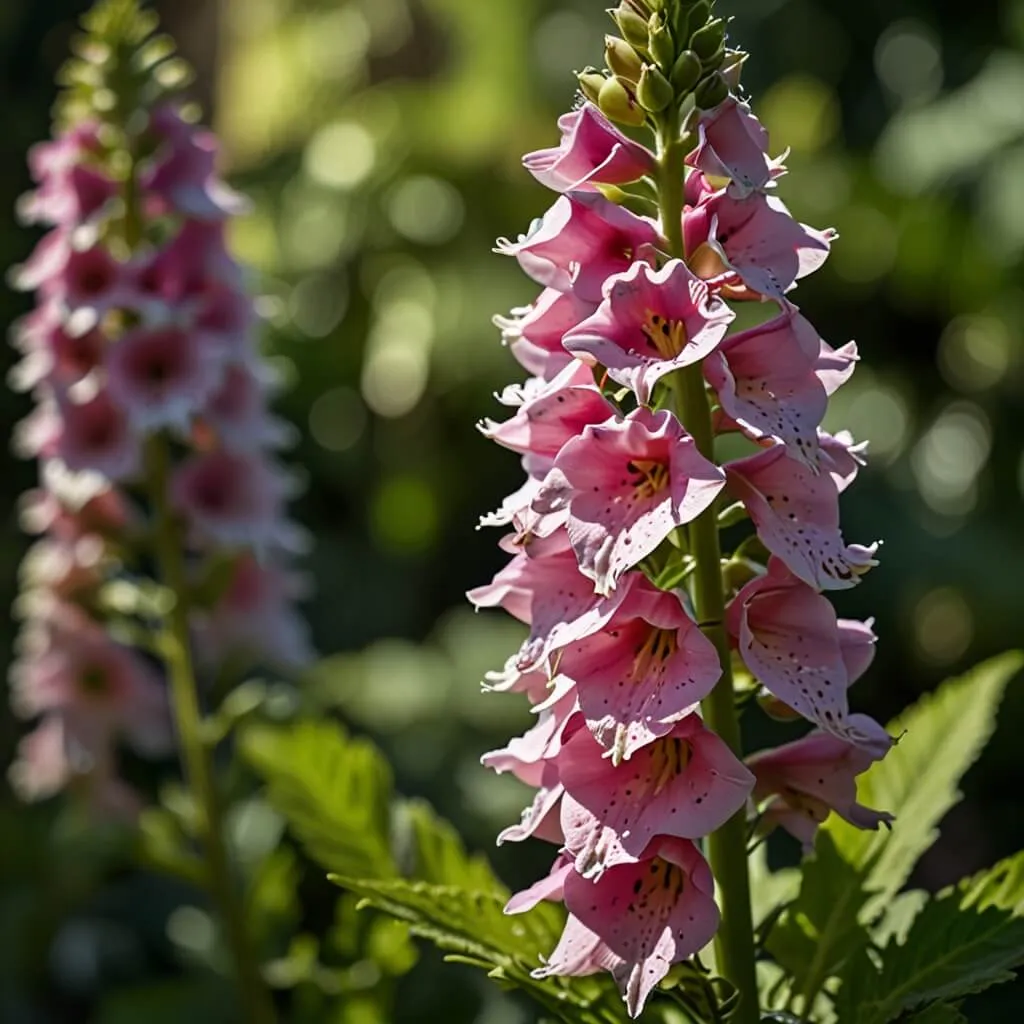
[586,0,747,130]
[56,0,192,133]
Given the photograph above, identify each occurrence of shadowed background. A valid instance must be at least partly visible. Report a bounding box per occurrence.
[1,0,1023,1020]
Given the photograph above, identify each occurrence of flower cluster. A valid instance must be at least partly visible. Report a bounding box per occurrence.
[473,1,893,1015]
[8,84,310,812]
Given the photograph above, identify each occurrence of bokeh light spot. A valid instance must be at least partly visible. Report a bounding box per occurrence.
[759,74,840,154]
[309,387,367,453]
[289,273,349,338]
[912,402,991,516]
[832,205,898,283]
[387,176,465,245]
[913,587,973,665]
[875,20,943,106]
[939,315,1013,392]
[304,122,376,191]
[371,475,439,554]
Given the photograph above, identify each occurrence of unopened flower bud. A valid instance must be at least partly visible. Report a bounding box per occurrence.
[679,0,711,44]
[577,69,607,105]
[637,64,674,112]
[605,35,644,83]
[647,14,676,69]
[694,70,729,110]
[597,75,647,127]
[690,17,726,60]
[670,49,702,93]
[721,49,748,90]
[612,5,650,50]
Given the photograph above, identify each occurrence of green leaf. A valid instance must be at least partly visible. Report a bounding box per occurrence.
[765,833,872,1016]
[240,720,396,879]
[906,1005,968,1024]
[835,850,1024,1024]
[330,876,626,1023]
[393,799,502,891]
[826,652,1023,903]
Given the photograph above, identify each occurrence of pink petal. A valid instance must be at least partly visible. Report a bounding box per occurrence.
[564,259,734,404]
[533,408,725,594]
[726,444,878,591]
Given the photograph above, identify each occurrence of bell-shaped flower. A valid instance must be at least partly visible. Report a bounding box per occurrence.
[552,576,722,761]
[558,715,754,878]
[493,287,596,381]
[726,559,892,756]
[479,361,616,461]
[532,408,725,594]
[105,325,221,432]
[468,531,631,669]
[705,306,840,467]
[686,191,834,301]
[726,443,878,591]
[10,603,172,756]
[523,102,656,193]
[820,429,869,492]
[199,361,292,451]
[10,304,106,393]
[170,449,294,552]
[194,553,313,671]
[142,106,249,221]
[563,259,734,404]
[748,731,894,850]
[53,388,143,481]
[687,98,780,198]
[496,192,660,303]
[517,839,720,1018]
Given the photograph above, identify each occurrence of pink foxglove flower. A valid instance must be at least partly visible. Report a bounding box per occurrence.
[725,445,879,590]
[105,325,220,431]
[727,560,891,756]
[558,715,754,875]
[704,306,834,466]
[532,407,725,594]
[523,102,656,193]
[551,576,722,761]
[10,40,309,817]
[476,15,895,1017]
[564,259,735,404]
[496,192,660,302]
[687,97,779,198]
[493,287,595,380]
[510,840,720,1017]
[748,731,894,849]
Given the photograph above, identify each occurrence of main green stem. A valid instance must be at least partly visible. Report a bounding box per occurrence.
[125,153,275,1024]
[656,130,760,1024]
[146,440,277,1024]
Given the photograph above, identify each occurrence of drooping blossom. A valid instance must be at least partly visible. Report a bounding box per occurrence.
[686,97,780,198]
[493,287,595,380]
[523,102,656,193]
[725,445,879,591]
[496,192,661,303]
[747,730,894,850]
[726,559,892,756]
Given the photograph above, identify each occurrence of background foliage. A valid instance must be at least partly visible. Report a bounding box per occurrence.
[1,0,1023,1020]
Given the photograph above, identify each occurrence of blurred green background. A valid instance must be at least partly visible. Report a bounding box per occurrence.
[2,0,1024,1020]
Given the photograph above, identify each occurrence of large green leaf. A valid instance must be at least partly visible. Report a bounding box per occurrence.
[826,652,1023,903]
[241,720,397,879]
[765,833,872,1017]
[835,851,1024,1024]
[905,1005,968,1024]
[331,876,626,1024]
